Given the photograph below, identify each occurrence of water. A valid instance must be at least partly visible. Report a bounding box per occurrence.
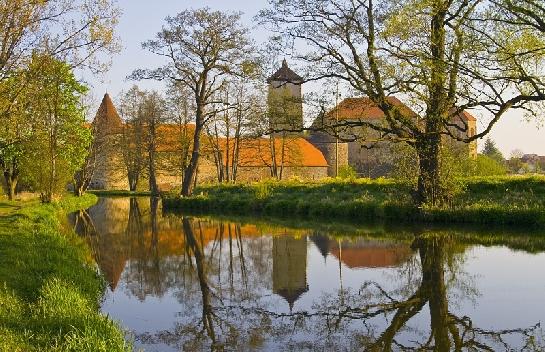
[69,197,545,351]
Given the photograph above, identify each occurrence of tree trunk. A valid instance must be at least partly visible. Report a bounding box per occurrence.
[419,235,451,352]
[148,149,159,196]
[128,171,139,192]
[182,122,203,197]
[3,169,18,201]
[416,135,441,206]
[182,217,218,345]
[40,192,53,203]
[74,184,84,197]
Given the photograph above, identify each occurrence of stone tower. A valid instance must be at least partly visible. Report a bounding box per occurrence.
[307,99,350,177]
[267,59,304,133]
[89,93,128,190]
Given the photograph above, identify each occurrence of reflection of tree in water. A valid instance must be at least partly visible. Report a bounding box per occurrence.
[246,234,543,351]
[139,232,543,351]
[137,216,276,351]
[70,201,544,351]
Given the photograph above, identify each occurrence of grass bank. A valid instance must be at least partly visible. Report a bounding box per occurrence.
[163,176,545,227]
[0,194,130,351]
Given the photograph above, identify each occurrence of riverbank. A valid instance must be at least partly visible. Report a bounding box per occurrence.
[162,176,545,227]
[88,189,151,197]
[0,194,130,351]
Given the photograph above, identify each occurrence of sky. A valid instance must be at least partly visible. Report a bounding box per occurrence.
[83,0,545,157]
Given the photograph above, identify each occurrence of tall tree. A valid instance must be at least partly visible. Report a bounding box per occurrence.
[166,83,195,186]
[0,0,120,198]
[119,86,147,191]
[140,90,167,195]
[0,73,30,199]
[21,54,91,203]
[133,8,252,196]
[259,0,545,205]
[482,138,504,163]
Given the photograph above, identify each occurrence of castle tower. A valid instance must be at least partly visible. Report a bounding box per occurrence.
[272,235,309,311]
[89,93,128,190]
[267,59,304,134]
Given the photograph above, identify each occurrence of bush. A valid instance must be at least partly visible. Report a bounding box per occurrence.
[473,155,507,176]
[338,165,357,180]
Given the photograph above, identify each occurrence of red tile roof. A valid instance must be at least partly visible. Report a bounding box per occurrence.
[93,93,123,133]
[216,137,328,167]
[140,123,328,168]
[328,96,418,121]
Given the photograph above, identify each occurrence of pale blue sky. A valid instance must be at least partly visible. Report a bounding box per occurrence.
[83,0,545,156]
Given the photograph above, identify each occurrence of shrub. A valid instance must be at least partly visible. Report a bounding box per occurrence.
[473,155,507,176]
[338,165,357,180]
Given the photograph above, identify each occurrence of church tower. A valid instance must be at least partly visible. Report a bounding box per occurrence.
[267,59,304,133]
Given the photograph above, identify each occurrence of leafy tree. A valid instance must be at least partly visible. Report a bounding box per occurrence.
[20,55,91,203]
[73,133,99,197]
[0,74,30,199]
[0,0,120,198]
[133,8,253,196]
[482,138,505,164]
[259,0,545,205]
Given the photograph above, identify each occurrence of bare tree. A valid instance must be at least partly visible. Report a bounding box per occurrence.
[259,0,545,205]
[132,8,253,196]
[166,83,195,188]
[140,90,167,195]
[119,86,146,191]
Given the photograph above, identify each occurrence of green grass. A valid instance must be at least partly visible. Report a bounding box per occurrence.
[163,176,545,227]
[0,194,131,352]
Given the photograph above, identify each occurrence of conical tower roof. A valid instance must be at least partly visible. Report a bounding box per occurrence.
[93,93,123,134]
[267,59,303,83]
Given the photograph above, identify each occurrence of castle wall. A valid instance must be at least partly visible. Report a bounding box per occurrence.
[347,141,396,178]
[90,134,130,190]
[135,154,328,192]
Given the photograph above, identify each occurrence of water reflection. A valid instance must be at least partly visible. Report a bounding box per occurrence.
[70,197,545,351]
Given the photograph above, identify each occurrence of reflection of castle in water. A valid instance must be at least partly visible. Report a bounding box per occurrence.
[273,236,308,310]
[70,198,413,307]
[310,233,412,269]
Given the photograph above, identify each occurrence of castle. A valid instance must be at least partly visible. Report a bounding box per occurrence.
[89,61,477,190]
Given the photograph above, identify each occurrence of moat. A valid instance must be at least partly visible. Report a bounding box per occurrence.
[69,197,545,351]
